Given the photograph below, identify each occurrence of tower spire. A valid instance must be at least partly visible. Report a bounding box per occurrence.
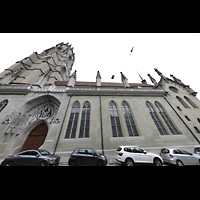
[137,71,147,84]
[147,74,157,86]
[170,74,185,86]
[120,72,130,88]
[154,68,163,77]
[154,68,168,80]
[96,71,101,87]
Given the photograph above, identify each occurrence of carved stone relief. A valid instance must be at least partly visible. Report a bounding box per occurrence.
[0,95,60,143]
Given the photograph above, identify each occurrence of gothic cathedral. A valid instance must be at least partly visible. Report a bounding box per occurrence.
[0,42,199,163]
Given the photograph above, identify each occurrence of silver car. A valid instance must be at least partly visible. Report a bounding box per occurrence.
[194,146,200,155]
[160,148,200,166]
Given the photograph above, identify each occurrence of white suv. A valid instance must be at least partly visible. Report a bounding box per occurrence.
[115,146,163,166]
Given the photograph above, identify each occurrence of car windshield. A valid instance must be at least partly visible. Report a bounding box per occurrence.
[38,150,50,155]
[90,149,99,155]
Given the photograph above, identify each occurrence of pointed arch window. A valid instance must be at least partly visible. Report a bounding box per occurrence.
[155,101,180,135]
[122,101,139,136]
[176,96,190,108]
[65,101,80,139]
[146,101,169,135]
[0,99,8,112]
[184,96,198,108]
[109,101,123,137]
[79,101,90,138]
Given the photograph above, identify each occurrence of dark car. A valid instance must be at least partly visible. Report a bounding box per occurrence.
[68,148,107,166]
[1,149,60,166]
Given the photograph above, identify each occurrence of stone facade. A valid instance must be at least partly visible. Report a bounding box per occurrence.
[0,42,199,163]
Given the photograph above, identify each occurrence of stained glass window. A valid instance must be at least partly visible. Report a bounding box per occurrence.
[79,101,90,138]
[155,101,180,135]
[122,102,139,136]
[109,101,123,137]
[146,101,169,135]
[65,101,80,139]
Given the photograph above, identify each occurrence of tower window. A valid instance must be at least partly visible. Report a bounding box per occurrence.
[197,118,200,123]
[109,101,123,137]
[176,96,190,108]
[177,106,182,111]
[194,127,200,133]
[0,99,8,112]
[169,86,179,93]
[122,101,139,136]
[146,101,169,135]
[184,96,198,108]
[79,101,90,138]
[65,101,80,139]
[155,101,181,135]
[185,116,191,121]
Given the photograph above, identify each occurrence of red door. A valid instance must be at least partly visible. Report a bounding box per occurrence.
[20,123,48,152]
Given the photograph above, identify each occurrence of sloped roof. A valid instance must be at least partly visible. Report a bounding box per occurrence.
[55,81,154,87]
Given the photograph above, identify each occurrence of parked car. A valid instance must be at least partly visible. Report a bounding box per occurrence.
[68,148,107,166]
[115,146,163,166]
[194,146,200,155]
[160,148,200,166]
[1,149,60,166]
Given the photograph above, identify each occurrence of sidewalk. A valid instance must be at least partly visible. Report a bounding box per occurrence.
[59,162,121,166]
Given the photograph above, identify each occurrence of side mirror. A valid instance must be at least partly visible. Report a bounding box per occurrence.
[143,151,147,154]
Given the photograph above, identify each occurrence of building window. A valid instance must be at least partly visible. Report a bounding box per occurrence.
[146,101,169,135]
[194,127,200,133]
[176,96,190,108]
[197,118,200,123]
[169,86,179,93]
[184,96,198,108]
[185,116,191,121]
[65,101,80,139]
[79,101,90,138]
[122,101,139,136]
[109,101,123,137]
[177,106,182,111]
[0,99,8,112]
[155,101,181,135]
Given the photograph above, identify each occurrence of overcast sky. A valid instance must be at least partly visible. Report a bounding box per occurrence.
[0,33,200,98]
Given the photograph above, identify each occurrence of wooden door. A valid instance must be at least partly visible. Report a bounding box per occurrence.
[20,123,48,152]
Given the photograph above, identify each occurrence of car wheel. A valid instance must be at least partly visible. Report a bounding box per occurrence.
[38,161,47,166]
[69,160,77,166]
[154,158,163,166]
[125,158,134,166]
[5,161,14,166]
[176,160,184,166]
[97,160,104,166]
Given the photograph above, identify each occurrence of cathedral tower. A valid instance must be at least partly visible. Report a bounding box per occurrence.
[0,42,75,88]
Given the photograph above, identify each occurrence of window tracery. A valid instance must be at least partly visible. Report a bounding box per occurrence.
[65,101,80,139]
[122,101,138,136]
[109,101,123,137]
[79,101,90,138]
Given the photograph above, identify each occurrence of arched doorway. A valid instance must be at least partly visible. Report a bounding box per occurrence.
[20,123,48,152]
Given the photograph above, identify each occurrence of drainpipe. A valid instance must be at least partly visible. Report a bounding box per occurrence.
[53,95,72,154]
[99,95,104,155]
[164,96,200,144]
